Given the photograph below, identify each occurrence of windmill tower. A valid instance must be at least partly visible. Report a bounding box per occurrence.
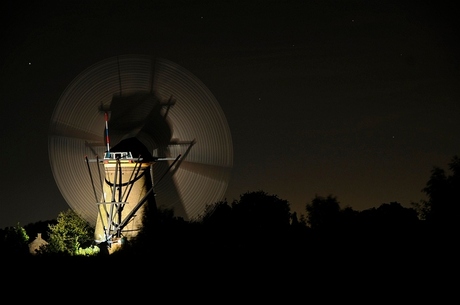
[92,151,152,246]
[86,111,183,250]
[48,55,233,251]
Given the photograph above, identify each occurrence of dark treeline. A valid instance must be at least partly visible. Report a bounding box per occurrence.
[1,155,458,278]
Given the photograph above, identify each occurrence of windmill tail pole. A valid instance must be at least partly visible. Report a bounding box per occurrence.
[105,111,110,157]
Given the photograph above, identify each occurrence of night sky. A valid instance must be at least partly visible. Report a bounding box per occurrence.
[1,0,459,229]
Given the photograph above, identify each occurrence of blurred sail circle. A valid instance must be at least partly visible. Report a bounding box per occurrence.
[48,55,233,226]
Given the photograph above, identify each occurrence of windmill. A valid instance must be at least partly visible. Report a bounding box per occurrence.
[48,55,233,250]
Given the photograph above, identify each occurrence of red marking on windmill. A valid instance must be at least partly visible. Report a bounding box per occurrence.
[104,111,110,158]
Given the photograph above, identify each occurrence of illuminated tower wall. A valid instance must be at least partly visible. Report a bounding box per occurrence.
[94,160,152,246]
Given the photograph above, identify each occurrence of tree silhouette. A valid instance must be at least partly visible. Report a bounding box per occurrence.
[356,202,421,249]
[413,155,460,233]
[305,194,341,231]
[203,190,292,251]
[0,223,29,257]
[232,190,291,230]
[201,200,233,228]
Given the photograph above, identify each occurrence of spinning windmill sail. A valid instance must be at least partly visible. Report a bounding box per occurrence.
[48,55,233,228]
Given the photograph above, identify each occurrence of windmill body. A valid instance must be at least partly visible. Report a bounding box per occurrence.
[89,151,152,246]
[49,55,233,249]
